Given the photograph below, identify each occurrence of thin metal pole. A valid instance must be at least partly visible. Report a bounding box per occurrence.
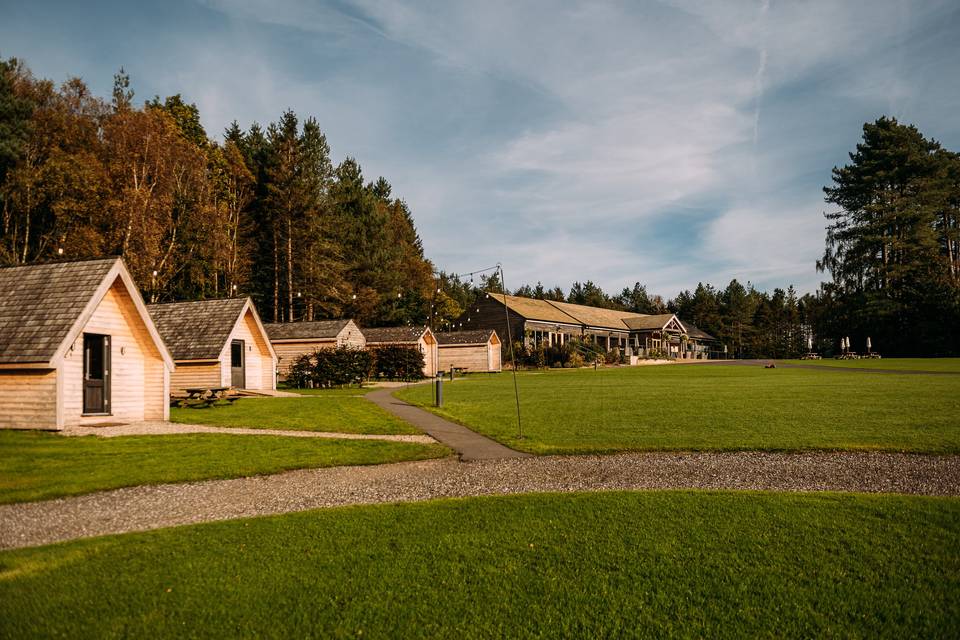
[498,264,523,439]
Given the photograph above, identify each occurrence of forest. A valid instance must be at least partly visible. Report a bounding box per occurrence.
[2,57,957,356]
[0,58,434,326]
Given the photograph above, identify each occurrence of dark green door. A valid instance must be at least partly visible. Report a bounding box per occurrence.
[83,333,110,414]
[231,339,245,388]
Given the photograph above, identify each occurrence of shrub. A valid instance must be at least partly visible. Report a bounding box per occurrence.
[287,353,315,388]
[545,343,573,368]
[372,345,425,380]
[604,348,624,365]
[287,346,373,388]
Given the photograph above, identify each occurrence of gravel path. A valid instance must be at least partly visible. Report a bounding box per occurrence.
[2,451,957,550]
[59,422,436,444]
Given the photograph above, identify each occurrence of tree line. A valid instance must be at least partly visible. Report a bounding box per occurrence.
[2,57,956,355]
[489,118,960,357]
[0,58,434,326]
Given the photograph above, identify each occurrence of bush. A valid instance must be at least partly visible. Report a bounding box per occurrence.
[545,343,573,368]
[287,346,373,388]
[604,348,624,365]
[372,345,425,380]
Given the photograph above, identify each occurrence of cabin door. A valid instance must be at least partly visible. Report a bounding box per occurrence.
[230,339,245,388]
[83,333,110,414]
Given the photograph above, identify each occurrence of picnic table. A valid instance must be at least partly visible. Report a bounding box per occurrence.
[185,386,230,399]
[174,387,239,408]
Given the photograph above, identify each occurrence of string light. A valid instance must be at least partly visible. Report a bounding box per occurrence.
[57,247,64,255]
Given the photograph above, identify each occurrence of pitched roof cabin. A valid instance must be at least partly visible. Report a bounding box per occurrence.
[263,319,365,377]
[362,326,438,377]
[148,298,277,392]
[436,329,501,373]
[0,258,174,430]
[460,293,717,360]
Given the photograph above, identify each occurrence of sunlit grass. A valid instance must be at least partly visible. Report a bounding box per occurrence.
[397,365,960,454]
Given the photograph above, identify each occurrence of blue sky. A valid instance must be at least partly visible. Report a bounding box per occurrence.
[3,1,959,297]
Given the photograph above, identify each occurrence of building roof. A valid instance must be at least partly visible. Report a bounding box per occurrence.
[488,292,713,340]
[0,258,120,364]
[545,299,642,331]
[436,329,499,346]
[623,314,679,331]
[264,319,351,341]
[682,323,717,341]
[363,326,431,345]
[489,293,582,325]
[148,298,250,361]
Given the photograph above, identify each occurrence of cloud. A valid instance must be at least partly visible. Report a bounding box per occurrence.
[5,0,957,299]
[701,200,828,291]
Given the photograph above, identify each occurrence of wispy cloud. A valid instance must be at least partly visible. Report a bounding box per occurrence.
[4,0,958,298]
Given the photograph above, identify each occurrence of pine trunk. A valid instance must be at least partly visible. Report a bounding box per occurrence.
[286,217,294,322]
[272,222,279,323]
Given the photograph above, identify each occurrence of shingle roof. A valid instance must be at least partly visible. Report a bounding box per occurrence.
[682,323,717,341]
[264,320,351,341]
[545,300,643,330]
[0,258,119,364]
[148,298,249,361]
[490,292,709,339]
[436,329,498,345]
[622,314,678,331]
[490,293,581,325]
[363,326,430,344]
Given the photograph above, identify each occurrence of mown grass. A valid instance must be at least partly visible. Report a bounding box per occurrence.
[0,431,448,504]
[780,357,960,372]
[171,395,419,434]
[396,365,960,454]
[281,385,375,396]
[1,491,956,638]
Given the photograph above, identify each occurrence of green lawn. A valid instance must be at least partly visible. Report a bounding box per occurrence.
[781,357,960,372]
[0,431,448,504]
[281,385,376,396]
[1,491,956,638]
[396,366,960,454]
[171,395,419,434]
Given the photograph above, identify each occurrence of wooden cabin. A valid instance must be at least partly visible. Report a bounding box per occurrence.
[459,292,716,359]
[362,326,438,377]
[264,320,365,378]
[436,329,501,373]
[148,298,277,392]
[0,258,174,430]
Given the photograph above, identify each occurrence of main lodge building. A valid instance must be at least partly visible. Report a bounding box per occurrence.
[458,293,717,359]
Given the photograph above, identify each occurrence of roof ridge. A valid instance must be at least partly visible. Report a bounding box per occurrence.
[0,256,119,270]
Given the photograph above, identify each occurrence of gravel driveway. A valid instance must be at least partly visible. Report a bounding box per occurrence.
[2,451,957,550]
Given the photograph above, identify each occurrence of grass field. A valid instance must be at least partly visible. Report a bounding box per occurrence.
[171,395,419,434]
[781,358,960,372]
[280,385,375,396]
[0,431,448,504]
[396,365,960,454]
[1,491,956,638]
